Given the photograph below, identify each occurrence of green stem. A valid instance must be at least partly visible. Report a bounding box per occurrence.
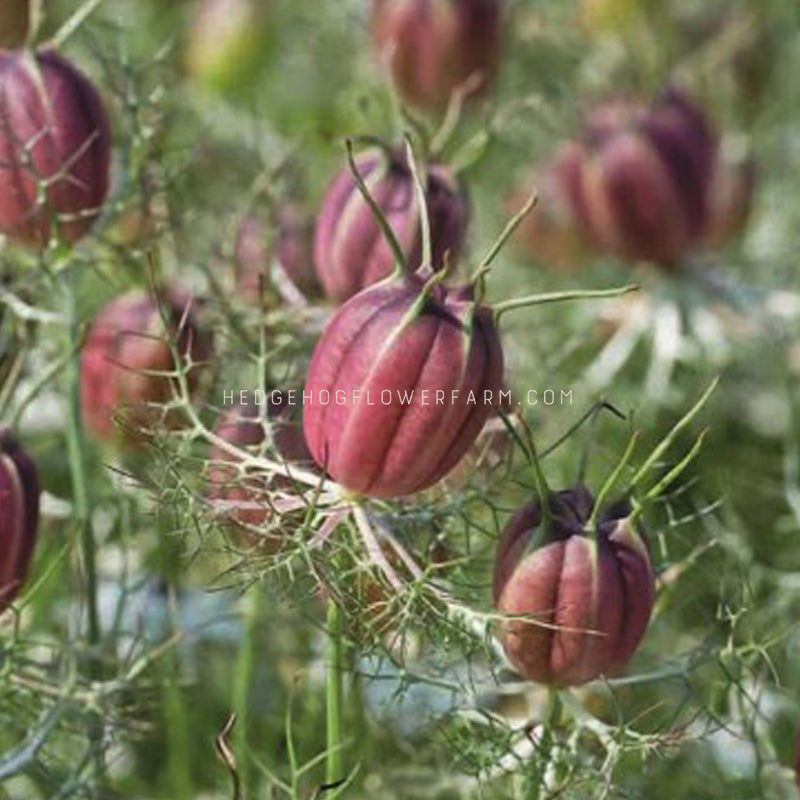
[51,0,107,47]
[493,285,639,318]
[345,139,407,275]
[587,430,639,530]
[404,134,432,271]
[326,599,344,785]
[233,586,261,793]
[63,272,104,781]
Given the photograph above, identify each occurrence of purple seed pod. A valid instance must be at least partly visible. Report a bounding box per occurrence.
[0,0,29,48]
[493,485,655,687]
[302,272,503,497]
[570,89,718,265]
[372,0,502,113]
[208,390,312,543]
[0,48,111,246]
[511,141,593,272]
[80,287,213,446]
[0,428,40,614]
[235,204,318,302]
[313,147,469,304]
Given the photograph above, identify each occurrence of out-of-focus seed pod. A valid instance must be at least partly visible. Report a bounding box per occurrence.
[0,429,40,614]
[701,140,755,248]
[0,49,111,246]
[511,142,593,271]
[314,147,469,304]
[186,0,272,97]
[372,0,501,114]
[207,390,311,546]
[794,727,800,793]
[236,205,318,302]
[0,0,29,48]
[494,485,655,686]
[303,273,503,497]
[80,287,213,446]
[571,89,717,265]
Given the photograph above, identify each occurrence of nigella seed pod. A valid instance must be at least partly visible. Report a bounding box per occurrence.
[0,49,111,246]
[511,142,592,271]
[572,89,717,265]
[494,485,655,686]
[80,287,213,446]
[303,273,503,497]
[208,391,311,537]
[236,205,318,302]
[0,429,40,614]
[314,147,469,304]
[372,0,501,113]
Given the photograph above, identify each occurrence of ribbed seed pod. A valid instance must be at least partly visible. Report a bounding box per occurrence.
[571,89,717,265]
[494,485,655,686]
[372,0,501,113]
[313,147,469,304]
[80,287,213,445]
[208,390,311,540]
[0,48,111,246]
[511,141,593,271]
[0,429,40,614]
[303,273,503,497]
[701,141,755,248]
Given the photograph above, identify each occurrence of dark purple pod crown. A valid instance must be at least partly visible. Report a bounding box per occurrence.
[0,429,40,614]
[80,287,213,446]
[302,272,503,497]
[313,147,469,304]
[372,0,502,113]
[493,484,655,686]
[569,88,718,265]
[0,49,111,246]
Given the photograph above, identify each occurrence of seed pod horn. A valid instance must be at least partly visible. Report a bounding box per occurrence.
[0,429,40,614]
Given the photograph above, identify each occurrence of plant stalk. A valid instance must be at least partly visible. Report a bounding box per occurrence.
[326,599,345,786]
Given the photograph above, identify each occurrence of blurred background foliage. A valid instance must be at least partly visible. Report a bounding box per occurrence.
[2,0,800,798]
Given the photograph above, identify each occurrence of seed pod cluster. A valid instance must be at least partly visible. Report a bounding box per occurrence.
[302,273,503,497]
[0,429,40,615]
[372,0,502,113]
[0,49,111,246]
[314,147,469,304]
[80,287,213,446]
[493,485,655,686]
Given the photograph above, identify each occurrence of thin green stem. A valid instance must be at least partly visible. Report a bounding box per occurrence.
[404,134,432,271]
[233,586,261,794]
[345,139,407,274]
[63,271,104,779]
[326,599,345,786]
[587,431,639,530]
[470,191,537,286]
[494,285,639,319]
[628,377,718,489]
[51,0,107,47]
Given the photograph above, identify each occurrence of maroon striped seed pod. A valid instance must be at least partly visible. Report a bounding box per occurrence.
[570,88,718,265]
[208,390,311,544]
[313,147,469,304]
[372,0,502,114]
[511,141,593,272]
[494,485,655,686]
[0,49,111,246]
[303,272,503,497]
[80,287,213,446]
[0,429,40,615]
[236,204,318,302]
[0,0,29,48]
